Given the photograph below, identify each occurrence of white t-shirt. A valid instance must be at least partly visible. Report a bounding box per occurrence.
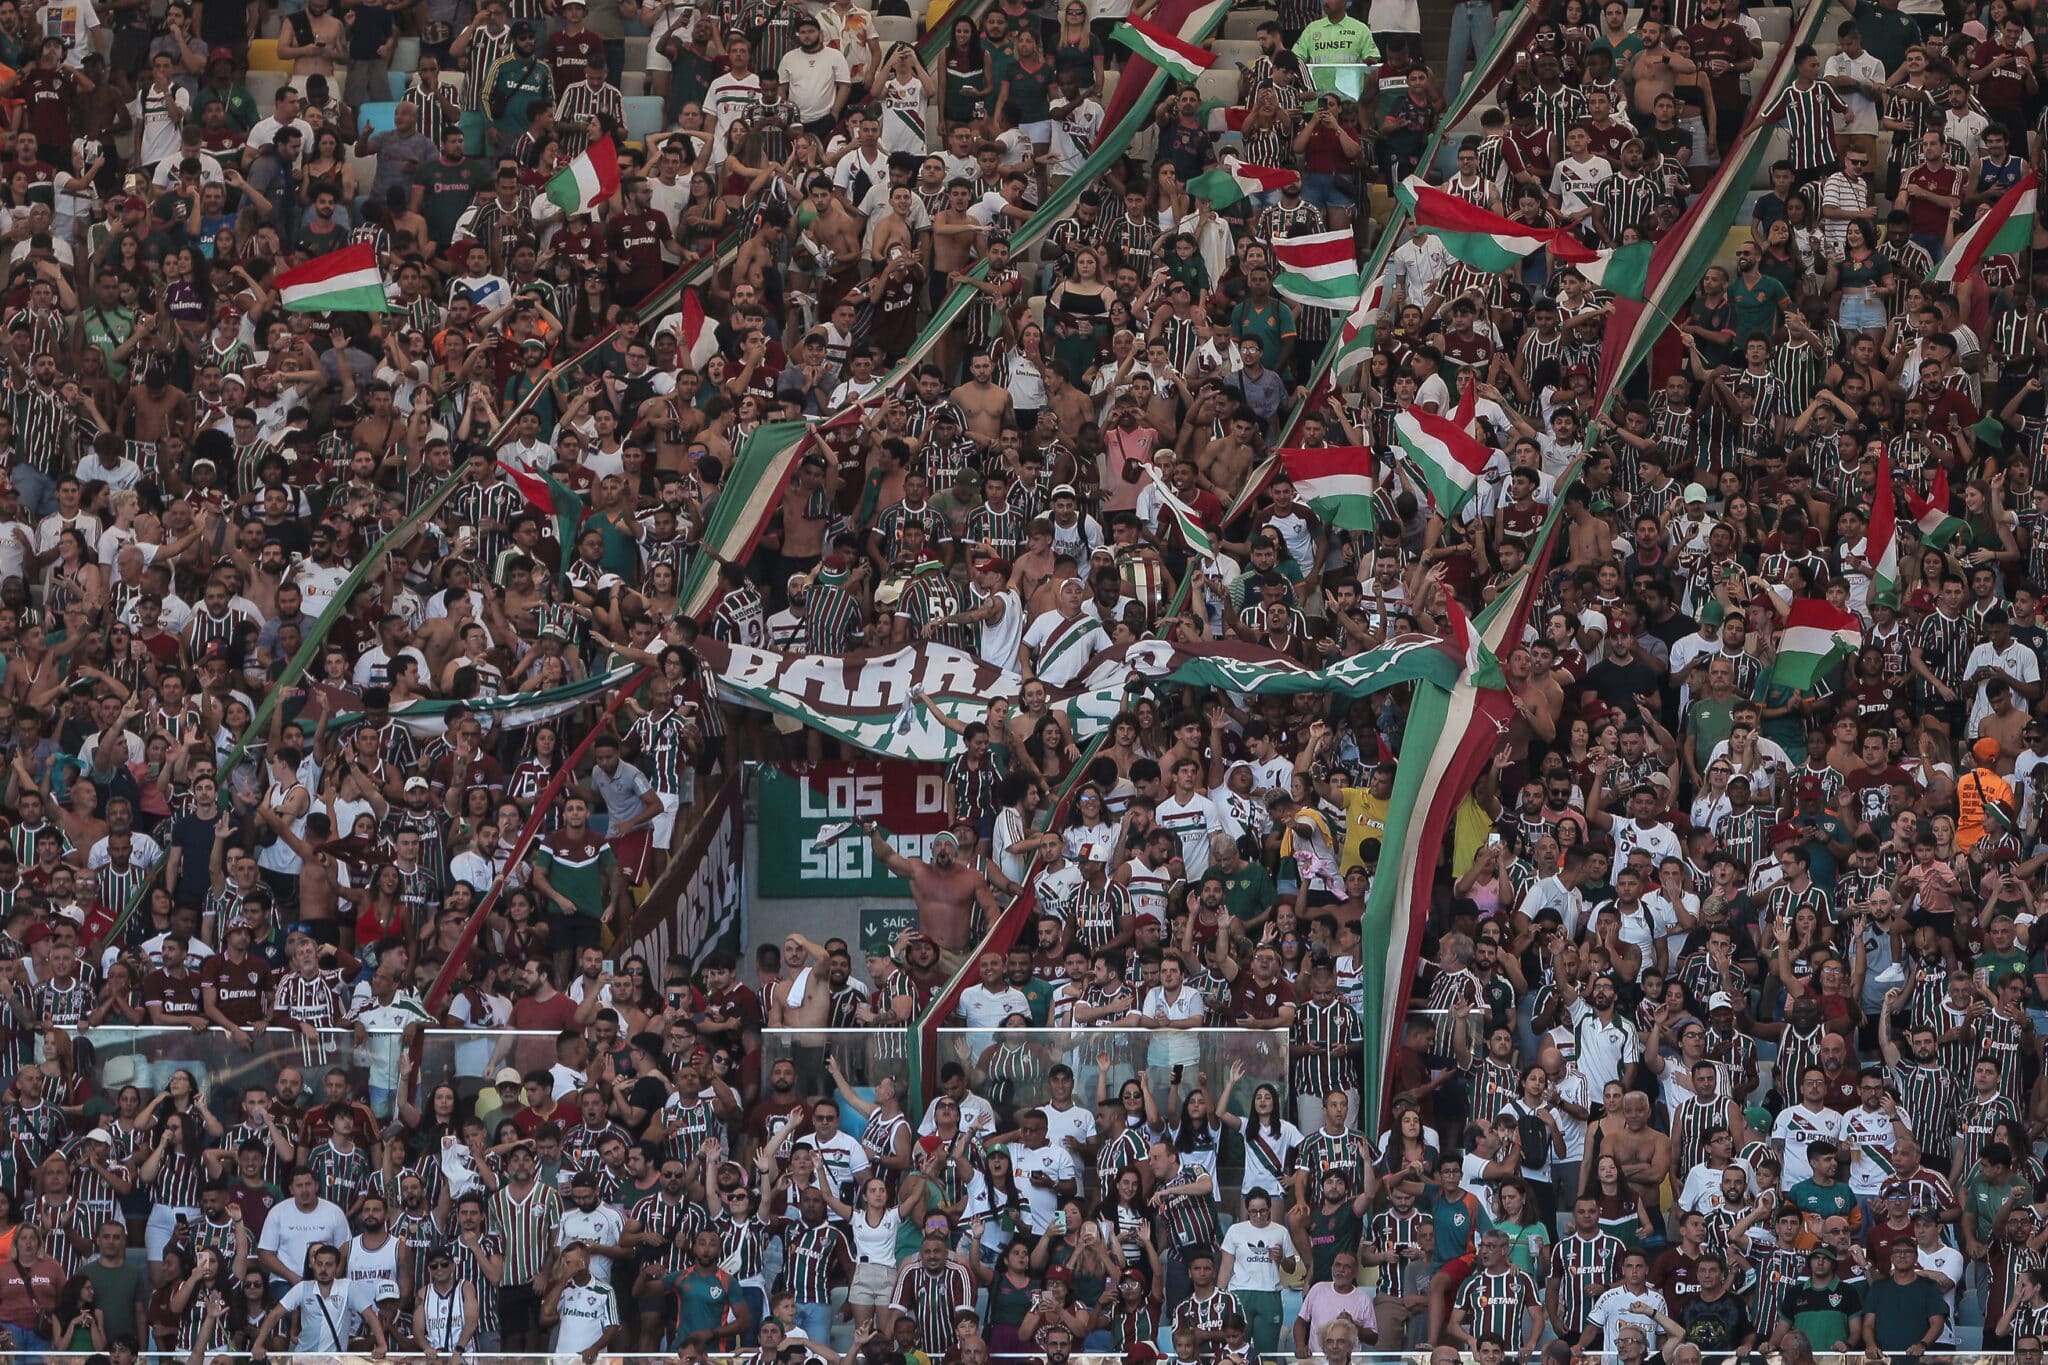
[280,1278,379,1352]
[1842,1106,1900,1196]
[1771,1103,1847,1186]
[1219,1219,1298,1294]
[558,1204,627,1281]
[551,1277,619,1355]
[1154,792,1238,879]
[1587,1284,1672,1353]
[259,1198,354,1281]
[1550,154,1613,216]
[1965,639,2040,737]
[1009,1141,1081,1230]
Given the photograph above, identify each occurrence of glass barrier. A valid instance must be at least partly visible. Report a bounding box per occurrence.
[759,1028,914,1123]
[415,1028,577,1102]
[78,1025,405,1117]
[931,1025,1291,1201]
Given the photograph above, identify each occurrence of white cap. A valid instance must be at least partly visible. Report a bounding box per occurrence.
[1707,991,1735,1011]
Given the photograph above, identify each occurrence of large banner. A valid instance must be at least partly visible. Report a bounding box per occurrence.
[625,772,746,973]
[693,634,1460,762]
[754,761,953,898]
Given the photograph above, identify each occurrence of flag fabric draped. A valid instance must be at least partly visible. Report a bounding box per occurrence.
[1869,449,1899,608]
[275,243,394,313]
[1145,467,1217,559]
[1108,14,1215,81]
[1771,599,1864,691]
[498,461,587,583]
[1578,241,1653,300]
[1933,170,2038,282]
[1331,277,1384,379]
[1398,175,1597,271]
[1904,468,1967,549]
[1280,447,1377,530]
[1273,229,1362,308]
[679,289,720,370]
[546,137,622,217]
[1442,595,1507,689]
[1392,405,1491,517]
[1188,155,1299,208]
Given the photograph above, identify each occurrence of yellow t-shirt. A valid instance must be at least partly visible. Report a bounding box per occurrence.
[1340,787,1390,872]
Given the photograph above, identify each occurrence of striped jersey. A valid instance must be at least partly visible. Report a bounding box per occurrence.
[888,1256,974,1353]
[779,1218,847,1303]
[489,1180,562,1283]
[1455,1267,1539,1342]
[1549,1232,1622,1334]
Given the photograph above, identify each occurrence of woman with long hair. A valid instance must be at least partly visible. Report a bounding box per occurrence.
[818,1176,919,1336]
[983,1239,1043,1357]
[940,16,993,129]
[1215,1068,1301,1202]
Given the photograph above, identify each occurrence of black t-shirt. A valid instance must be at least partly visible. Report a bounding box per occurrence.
[1585,654,1666,713]
[624,1075,668,1139]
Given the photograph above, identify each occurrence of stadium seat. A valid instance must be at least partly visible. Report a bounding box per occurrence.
[1211,39,1260,68]
[1194,66,1236,106]
[391,36,420,72]
[246,70,286,109]
[247,38,290,72]
[387,70,408,100]
[623,35,649,69]
[875,13,917,43]
[357,100,400,140]
[1753,6,1792,42]
[1222,9,1264,39]
[624,95,666,142]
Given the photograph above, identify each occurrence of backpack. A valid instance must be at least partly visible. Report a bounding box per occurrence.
[1515,1106,1550,1171]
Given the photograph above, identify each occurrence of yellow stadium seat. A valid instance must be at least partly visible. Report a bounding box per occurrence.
[246,39,291,73]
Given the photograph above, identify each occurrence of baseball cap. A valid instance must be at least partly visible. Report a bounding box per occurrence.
[84,1128,113,1145]
[975,557,1010,576]
[1707,992,1735,1011]
[404,776,431,792]
[1975,736,2002,763]
[207,46,234,63]
[1796,776,1825,798]
[1683,483,1709,503]
[494,1068,523,1086]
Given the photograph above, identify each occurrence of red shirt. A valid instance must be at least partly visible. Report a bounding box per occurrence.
[606,210,673,294]
[1905,163,1966,236]
[511,990,579,1033]
[201,953,274,1026]
[142,967,203,1021]
[1227,971,1295,1025]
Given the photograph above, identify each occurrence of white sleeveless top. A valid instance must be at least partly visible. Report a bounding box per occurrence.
[976,588,1024,672]
[255,782,307,874]
[850,1207,900,1264]
[419,1283,466,1352]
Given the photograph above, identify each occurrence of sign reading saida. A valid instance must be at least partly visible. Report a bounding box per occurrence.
[755,761,953,898]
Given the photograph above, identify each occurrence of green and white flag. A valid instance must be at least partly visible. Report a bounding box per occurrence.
[1933,170,2038,282]
[1904,468,1967,550]
[1187,156,1298,208]
[1272,229,1362,308]
[545,137,621,218]
[1398,175,1598,273]
[1770,599,1863,691]
[275,243,396,314]
[1280,447,1377,531]
[1331,277,1384,380]
[1578,241,1653,301]
[1392,404,1491,518]
[1144,466,1216,560]
[1107,14,1216,81]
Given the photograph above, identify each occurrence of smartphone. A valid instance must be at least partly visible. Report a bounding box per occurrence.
[1170,1065,1184,1084]
[1486,833,1502,846]
[1051,1212,1067,1234]
[603,959,614,975]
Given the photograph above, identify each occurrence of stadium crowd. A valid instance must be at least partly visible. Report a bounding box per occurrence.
[16,0,2048,1350]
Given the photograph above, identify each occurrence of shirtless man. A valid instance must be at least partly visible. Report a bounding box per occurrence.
[352,384,401,461]
[774,454,835,571]
[799,179,863,305]
[951,352,1013,445]
[119,367,190,457]
[931,180,985,378]
[733,205,791,304]
[870,186,918,266]
[1010,520,1057,604]
[1043,367,1093,449]
[1502,644,1562,771]
[1198,406,1261,504]
[1628,19,1697,121]
[860,824,999,974]
[1606,1091,1672,1213]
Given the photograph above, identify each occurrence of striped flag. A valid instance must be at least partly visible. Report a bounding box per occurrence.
[1903,467,1967,550]
[1869,447,1899,609]
[1442,594,1506,689]
[1578,241,1653,301]
[1187,155,1298,208]
[1770,599,1863,691]
[1280,447,1376,530]
[1144,466,1216,560]
[1108,14,1215,81]
[545,137,621,217]
[1932,170,2037,283]
[1330,276,1384,379]
[498,461,587,585]
[1393,404,1491,517]
[679,288,720,370]
[1398,175,1596,272]
[275,243,396,313]
[1272,229,1361,309]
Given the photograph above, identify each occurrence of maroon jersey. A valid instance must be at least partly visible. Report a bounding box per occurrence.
[605,209,673,294]
[201,953,274,1026]
[141,967,204,1021]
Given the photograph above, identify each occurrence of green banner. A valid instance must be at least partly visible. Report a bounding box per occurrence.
[752,762,954,898]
